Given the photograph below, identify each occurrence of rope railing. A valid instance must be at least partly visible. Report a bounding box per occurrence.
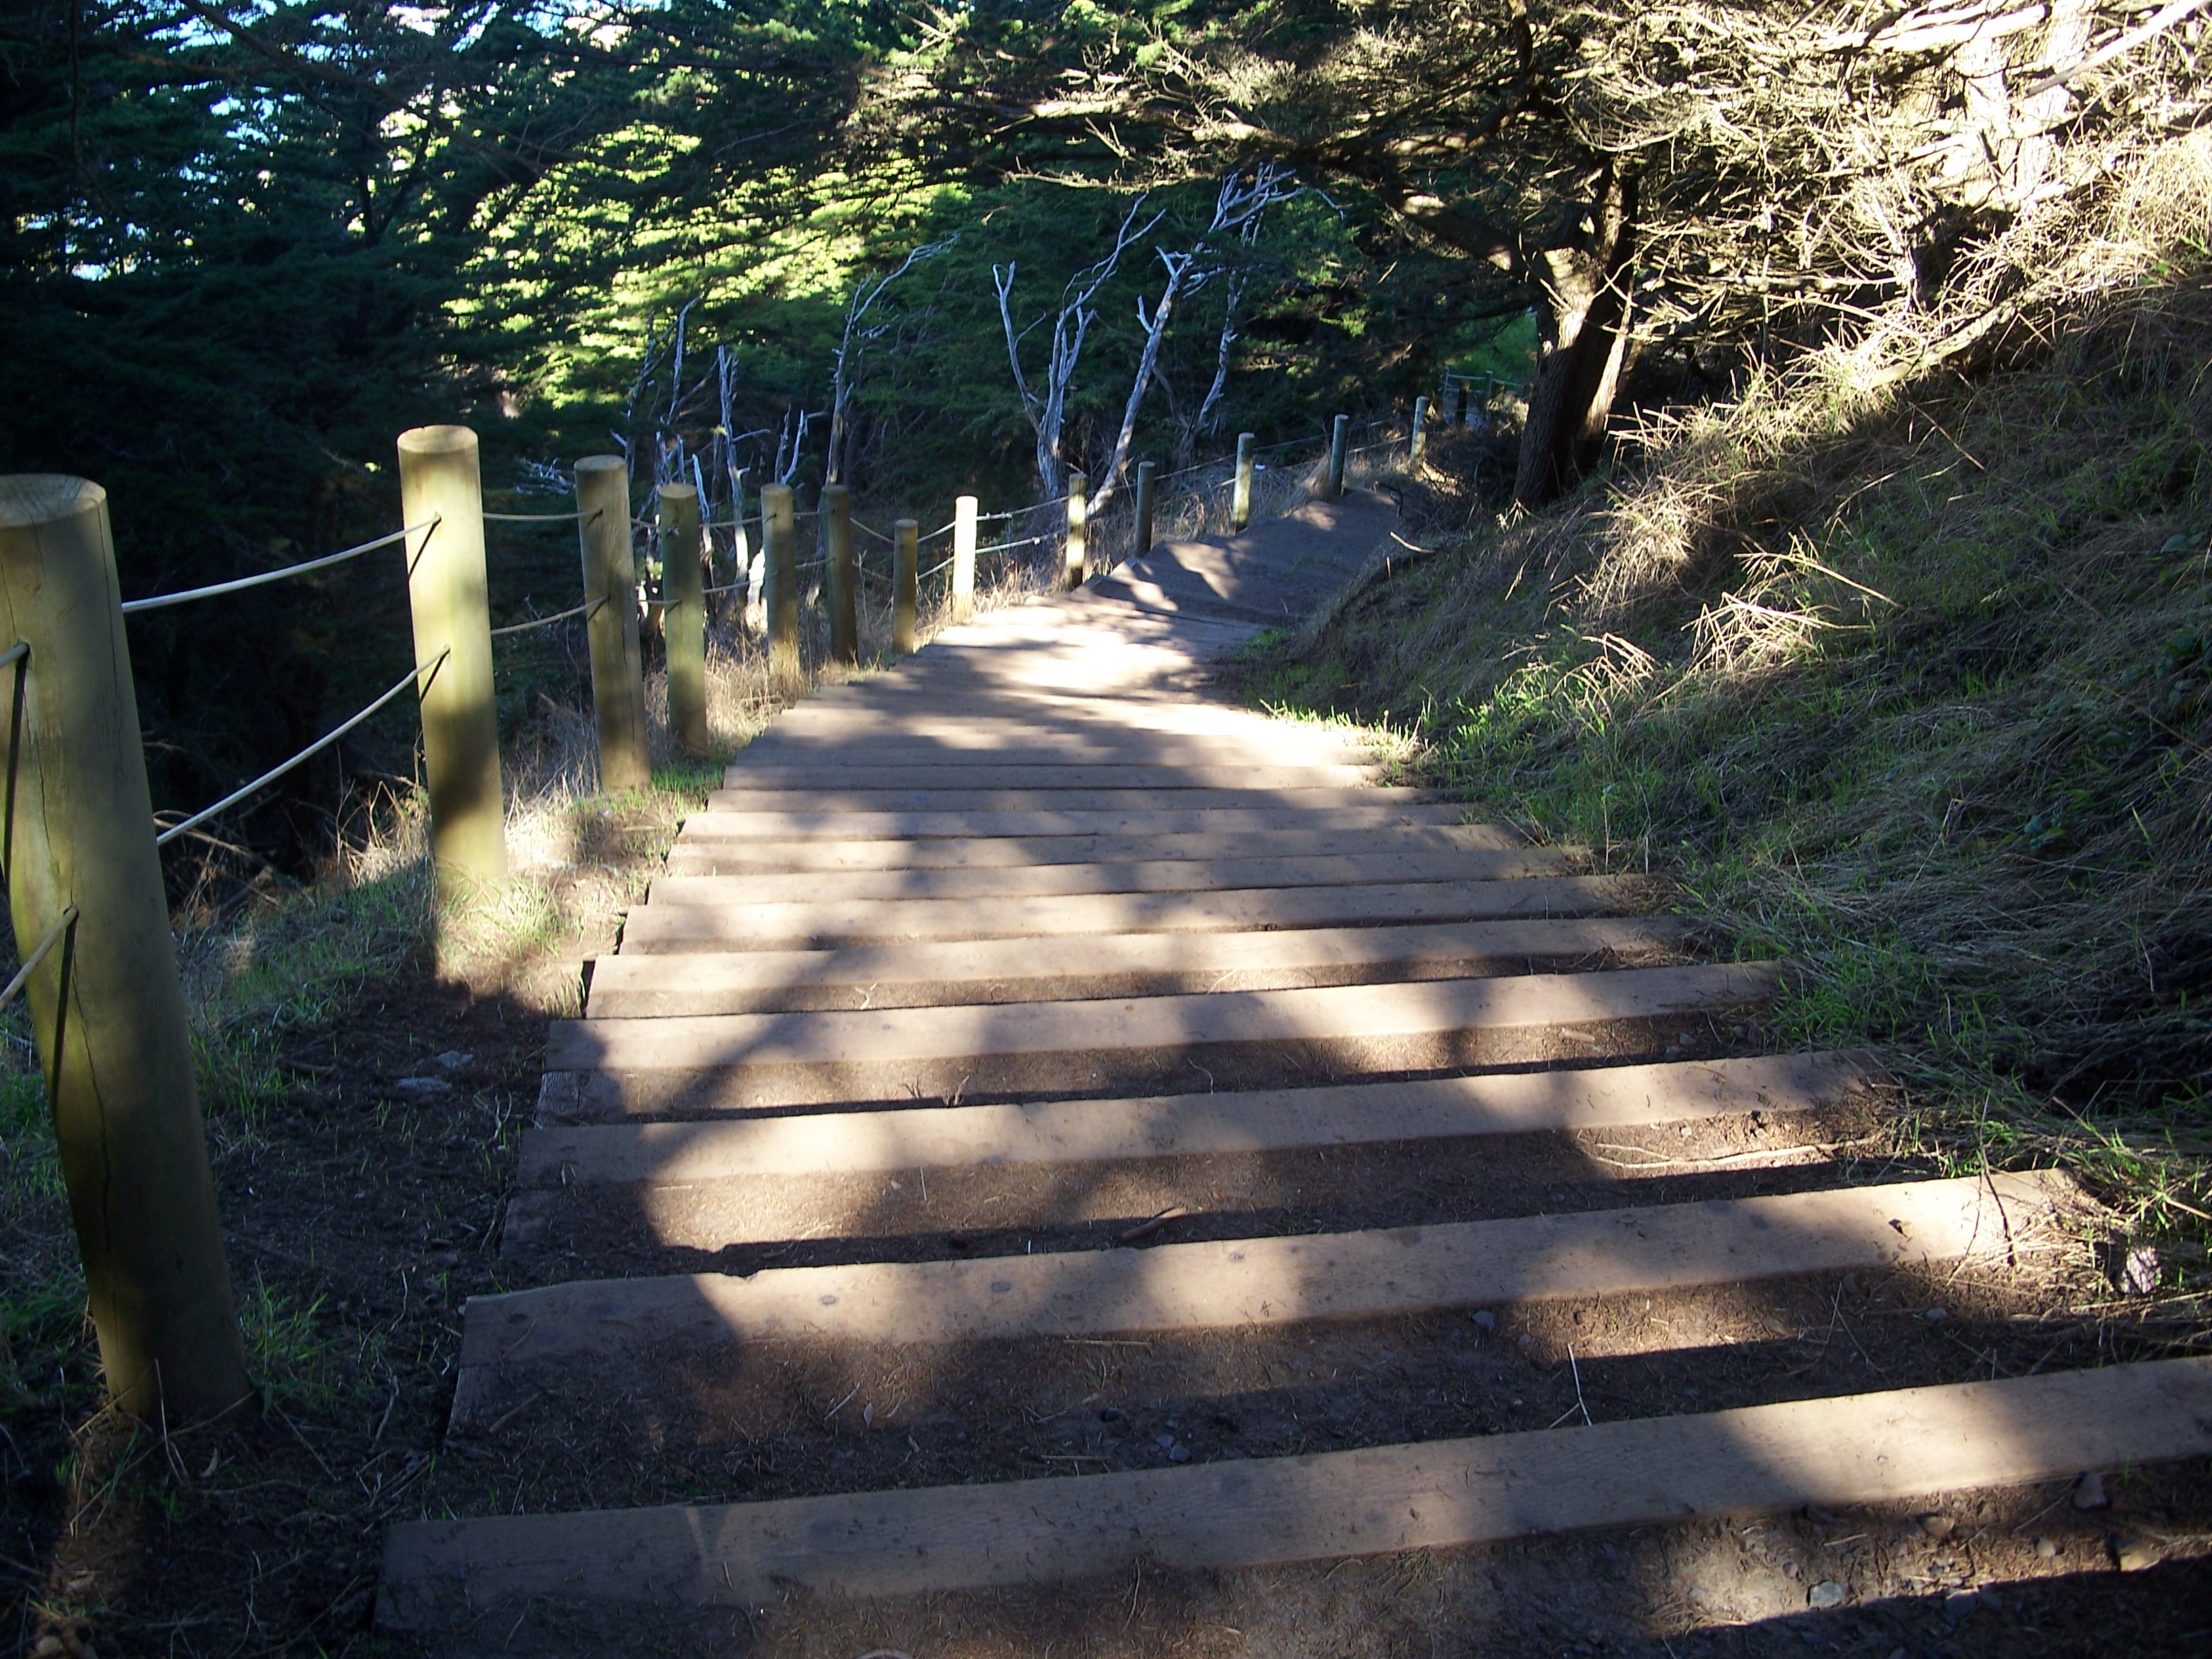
[483,508,602,525]
[119,518,438,615]
[0,907,76,1016]
[153,651,449,849]
[490,596,605,638]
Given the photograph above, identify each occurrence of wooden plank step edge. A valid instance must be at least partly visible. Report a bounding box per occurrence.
[381,1355,2212,1622]
[548,962,1778,1074]
[614,876,1651,951]
[657,825,1535,871]
[520,1052,1866,1183]
[583,916,1696,1017]
[454,1172,2066,1394]
[701,787,1446,811]
[672,805,1477,840]
[647,848,1583,902]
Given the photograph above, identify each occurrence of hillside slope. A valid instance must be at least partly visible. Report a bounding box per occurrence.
[1242,137,2212,1289]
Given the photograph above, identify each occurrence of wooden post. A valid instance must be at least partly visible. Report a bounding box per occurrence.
[822,485,858,665]
[1411,396,1431,470]
[762,483,801,693]
[1063,471,1088,591]
[1134,462,1156,555]
[657,481,709,757]
[951,495,978,625]
[0,475,249,1422]
[893,518,919,655]
[396,426,506,903]
[1452,379,1468,426]
[1328,413,1351,500]
[1232,432,1255,532]
[574,457,651,794]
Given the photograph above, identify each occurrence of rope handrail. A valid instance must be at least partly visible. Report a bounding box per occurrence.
[120,518,438,615]
[490,596,605,638]
[154,651,448,849]
[851,517,895,546]
[921,554,956,582]
[919,519,958,544]
[0,906,76,1016]
[484,508,602,524]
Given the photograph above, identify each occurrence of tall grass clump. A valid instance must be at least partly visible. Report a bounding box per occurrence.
[1243,130,2212,1267]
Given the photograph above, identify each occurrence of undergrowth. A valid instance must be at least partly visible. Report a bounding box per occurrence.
[1242,154,2212,1299]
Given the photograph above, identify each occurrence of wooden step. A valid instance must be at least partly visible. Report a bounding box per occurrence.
[719,763,1387,790]
[617,876,1645,951]
[521,1053,1867,1181]
[650,848,1581,902]
[379,1356,2212,1622]
[545,962,1777,1111]
[586,916,1690,1016]
[457,1173,2054,1402]
[735,739,1374,769]
[676,804,1475,842]
[657,824,1526,874]
[701,786,1439,813]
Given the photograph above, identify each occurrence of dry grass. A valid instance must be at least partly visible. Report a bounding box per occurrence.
[1240,130,2212,1303]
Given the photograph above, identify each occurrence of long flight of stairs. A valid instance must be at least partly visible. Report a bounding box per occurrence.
[377,492,2212,1641]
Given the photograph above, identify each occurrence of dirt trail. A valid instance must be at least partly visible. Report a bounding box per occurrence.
[377,493,2212,1654]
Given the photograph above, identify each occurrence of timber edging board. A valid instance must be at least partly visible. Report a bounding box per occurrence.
[450,1172,2072,1381]
[380,1356,2212,1624]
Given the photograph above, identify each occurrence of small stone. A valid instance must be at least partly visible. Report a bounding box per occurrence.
[2072,1471,2110,1511]
[1472,1309,1496,1329]
[1807,1580,1846,1609]
[2113,1533,2160,1573]
[432,1050,474,1071]
[1099,1406,1125,1423]
[393,1076,453,1096]
[2120,1245,2160,1296]
[2035,1536,2058,1559]
[1155,1433,1177,1451]
[1919,1513,1956,1539]
[1887,1649,1908,1659]
[33,1638,63,1658]
[1840,1273,1861,1296]
[1168,1443,1192,1464]
[1782,1559,1801,1578]
[1806,1506,1838,1524]
[1921,1306,1948,1322]
[1943,1589,1979,1620]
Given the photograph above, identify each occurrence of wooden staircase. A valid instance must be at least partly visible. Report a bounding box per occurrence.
[376,492,2212,1635]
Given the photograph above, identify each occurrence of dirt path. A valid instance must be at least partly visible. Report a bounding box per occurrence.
[377,495,2212,1654]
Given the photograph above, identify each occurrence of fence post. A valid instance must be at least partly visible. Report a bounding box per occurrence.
[0,476,250,1421]
[951,495,978,624]
[1411,396,1431,470]
[574,456,651,794]
[1134,462,1156,556]
[658,481,710,757]
[1452,379,1468,426]
[762,482,801,693]
[1328,413,1351,500]
[1232,433,1255,531]
[893,518,919,654]
[1063,471,1088,590]
[822,484,858,665]
[396,426,507,903]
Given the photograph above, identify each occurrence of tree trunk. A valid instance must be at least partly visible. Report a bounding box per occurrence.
[1513,168,1637,508]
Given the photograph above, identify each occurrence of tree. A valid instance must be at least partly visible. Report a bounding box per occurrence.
[865,0,2212,505]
